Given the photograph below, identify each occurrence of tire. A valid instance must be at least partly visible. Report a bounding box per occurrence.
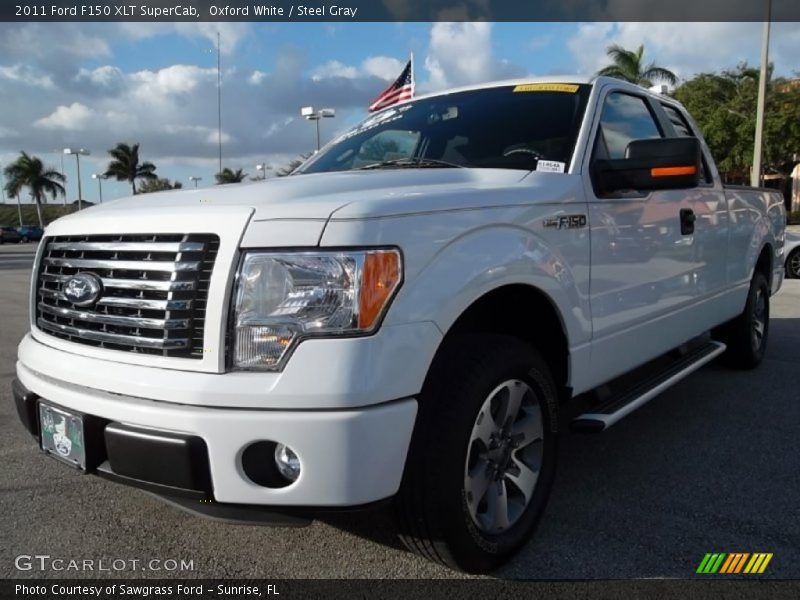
[786,248,800,279]
[22,236,29,243]
[714,271,770,369]
[394,333,558,573]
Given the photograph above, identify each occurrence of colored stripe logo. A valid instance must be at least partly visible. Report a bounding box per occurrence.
[697,553,773,574]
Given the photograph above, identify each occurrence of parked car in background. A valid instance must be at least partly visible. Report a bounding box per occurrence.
[785,231,800,279]
[0,226,22,244]
[16,225,44,243]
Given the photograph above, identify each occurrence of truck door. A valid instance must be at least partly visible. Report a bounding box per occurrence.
[583,88,727,385]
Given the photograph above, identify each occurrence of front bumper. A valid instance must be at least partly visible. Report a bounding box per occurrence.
[14,364,417,507]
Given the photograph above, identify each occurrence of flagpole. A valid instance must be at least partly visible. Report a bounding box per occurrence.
[410,51,414,93]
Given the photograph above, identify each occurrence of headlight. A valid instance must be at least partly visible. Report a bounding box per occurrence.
[232,248,402,370]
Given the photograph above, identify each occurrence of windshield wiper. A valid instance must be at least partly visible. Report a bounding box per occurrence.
[356,157,465,170]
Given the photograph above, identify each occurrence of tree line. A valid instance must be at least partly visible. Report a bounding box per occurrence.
[596,44,799,186]
[2,142,260,227]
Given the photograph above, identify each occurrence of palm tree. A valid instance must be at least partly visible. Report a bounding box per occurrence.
[3,152,65,227]
[104,142,157,195]
[215,168,247,184]
[275,153,312,177]
[597,44,678,88]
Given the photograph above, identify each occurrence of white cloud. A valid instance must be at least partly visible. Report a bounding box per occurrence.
[115,22,251,56]
[75,65,124,88]
[425,22,493,89]
[567,22,800,81]
[310,56,406,82]
[34,102,93,130]
[0,65,54,88]
[129,65,214,105]
[248,70,267,85]
[423,22,524,90]
[311,60,359,81]
[361,56,405,80]
[205,129,232,146]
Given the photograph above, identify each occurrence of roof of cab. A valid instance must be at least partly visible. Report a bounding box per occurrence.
[402,74,669,106]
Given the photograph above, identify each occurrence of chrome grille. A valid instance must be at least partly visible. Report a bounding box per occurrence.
[35,234,219,358]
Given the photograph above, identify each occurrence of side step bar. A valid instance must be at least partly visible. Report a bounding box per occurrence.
[572,341,726,433]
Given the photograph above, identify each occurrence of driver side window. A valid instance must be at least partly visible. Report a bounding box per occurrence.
[594,92,663,160]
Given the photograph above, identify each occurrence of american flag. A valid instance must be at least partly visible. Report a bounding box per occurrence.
[368,59,414,112]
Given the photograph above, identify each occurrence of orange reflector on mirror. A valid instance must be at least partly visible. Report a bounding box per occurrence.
[651,166,697,177]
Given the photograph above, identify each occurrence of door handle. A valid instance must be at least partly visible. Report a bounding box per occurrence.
[680,208,696,235]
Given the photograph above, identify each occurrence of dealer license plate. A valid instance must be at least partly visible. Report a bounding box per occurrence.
[39,402,86,469]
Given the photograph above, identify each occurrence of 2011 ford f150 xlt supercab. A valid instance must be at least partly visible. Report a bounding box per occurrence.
[13,76,786,573]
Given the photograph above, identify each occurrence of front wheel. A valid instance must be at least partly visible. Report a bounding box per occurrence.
[394,334,558,573]
[786,248,800,279]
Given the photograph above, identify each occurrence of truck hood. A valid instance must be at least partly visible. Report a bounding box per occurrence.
[69,168,530,222]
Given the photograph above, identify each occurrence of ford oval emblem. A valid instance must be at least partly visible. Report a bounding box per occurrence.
[63,272,103,307]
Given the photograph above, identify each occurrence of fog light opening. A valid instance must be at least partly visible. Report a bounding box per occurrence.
[241,441,298,488]
[274,443,301,482]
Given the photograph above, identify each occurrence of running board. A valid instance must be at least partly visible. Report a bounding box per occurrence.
[571,341,726,433]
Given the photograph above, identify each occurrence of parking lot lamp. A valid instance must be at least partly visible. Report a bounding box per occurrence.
[92,173,107,203]
[63,148,90,210]
[300,107,336,151]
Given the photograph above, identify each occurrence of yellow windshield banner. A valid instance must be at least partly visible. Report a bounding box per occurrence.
[513,83,580,93]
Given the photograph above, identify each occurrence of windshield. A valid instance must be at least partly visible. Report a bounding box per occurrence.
[298,83,591,175]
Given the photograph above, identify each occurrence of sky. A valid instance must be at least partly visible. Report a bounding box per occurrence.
[0,21,799,203]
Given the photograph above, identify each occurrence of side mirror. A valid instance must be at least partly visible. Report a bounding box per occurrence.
[593,137,701,196]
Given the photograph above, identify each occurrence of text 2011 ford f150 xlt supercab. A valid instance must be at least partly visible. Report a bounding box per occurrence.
[13,76,786,573]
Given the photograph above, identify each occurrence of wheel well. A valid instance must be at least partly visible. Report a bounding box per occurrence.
[441,284,569,395]
[756,244,772,288]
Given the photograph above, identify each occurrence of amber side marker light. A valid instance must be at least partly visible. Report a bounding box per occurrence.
[651,165,697,177]
[358,250,402,329]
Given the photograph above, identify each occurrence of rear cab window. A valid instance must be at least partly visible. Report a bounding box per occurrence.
[660,103,713,184]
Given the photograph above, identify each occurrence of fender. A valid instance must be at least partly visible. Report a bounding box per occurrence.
[392,223,590,346]
[725,185,786,288]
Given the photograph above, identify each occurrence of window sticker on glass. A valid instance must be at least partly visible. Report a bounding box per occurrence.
[536,160,566,173]
[513,83,579,93]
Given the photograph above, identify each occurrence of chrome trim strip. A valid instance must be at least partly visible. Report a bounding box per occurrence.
[47,241,206,252]
[40,273,196,291]
[42,257,200,272]
[36,319,189,349]
[96,297,193,310]
[37,303,189,330]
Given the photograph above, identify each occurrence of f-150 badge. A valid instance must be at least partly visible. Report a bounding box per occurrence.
[543,215,587,229]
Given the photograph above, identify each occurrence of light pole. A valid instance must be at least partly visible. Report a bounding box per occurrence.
[189,176,202,188]
[256,163,271,180]
[216,31,222,174]
[64,148,90,210]
[0,162,6,204]
[752,0,771,188]
[92,173,107,203]
[300,106,336,151]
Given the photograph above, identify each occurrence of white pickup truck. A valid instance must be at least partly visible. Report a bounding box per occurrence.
[13,76,786,573]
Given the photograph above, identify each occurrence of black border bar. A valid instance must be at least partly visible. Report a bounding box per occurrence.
[3,0,800,22]
[4,579,800,599]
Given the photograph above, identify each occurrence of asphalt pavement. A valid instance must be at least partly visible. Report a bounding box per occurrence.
[1,241,798,579]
